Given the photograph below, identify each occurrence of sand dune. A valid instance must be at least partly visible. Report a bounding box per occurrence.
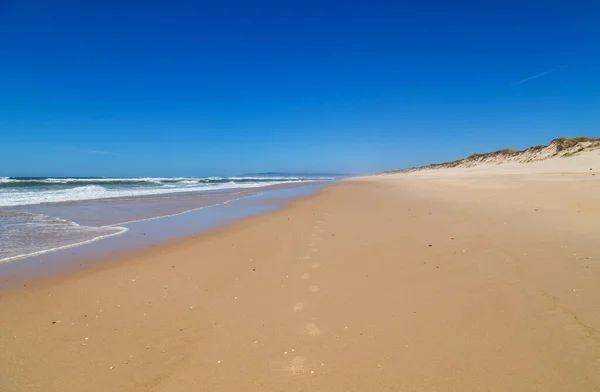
[386,137,600,176]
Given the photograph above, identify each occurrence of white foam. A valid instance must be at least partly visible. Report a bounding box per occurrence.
[0,180,312,207]
[228,176,301,181]
[0,226,128,263]
[0,177,205,184]
[0,211,129,263]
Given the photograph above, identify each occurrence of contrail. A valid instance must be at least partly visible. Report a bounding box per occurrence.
[513,66,565,85]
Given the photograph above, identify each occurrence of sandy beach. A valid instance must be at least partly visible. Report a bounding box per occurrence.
[2,151,600,391]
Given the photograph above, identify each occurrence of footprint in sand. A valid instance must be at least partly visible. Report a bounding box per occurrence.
[303,255,311,260]
[301,273,310,279]
[310,263,320,269]
[311,248,319,253]
[293,302,304,311]
[288,356,306,375]
[308,285,320,293]
[304,323,320,336]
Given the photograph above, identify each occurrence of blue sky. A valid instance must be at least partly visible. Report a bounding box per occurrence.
[1,0,599,176]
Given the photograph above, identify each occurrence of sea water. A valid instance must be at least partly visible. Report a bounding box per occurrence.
[0,176,332,262]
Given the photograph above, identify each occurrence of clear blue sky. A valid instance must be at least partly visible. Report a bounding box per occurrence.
[1,0,598,176]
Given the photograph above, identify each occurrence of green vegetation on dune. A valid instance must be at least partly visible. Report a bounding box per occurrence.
[384,137,600,173]
[552,137,599,151]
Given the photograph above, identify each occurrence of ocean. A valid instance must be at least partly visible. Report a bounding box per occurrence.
[0,176,332,263]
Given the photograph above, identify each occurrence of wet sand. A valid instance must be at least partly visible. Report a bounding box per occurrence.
[1,157,600,391]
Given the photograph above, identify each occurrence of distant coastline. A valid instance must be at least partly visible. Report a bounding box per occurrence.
[242,172,350,178]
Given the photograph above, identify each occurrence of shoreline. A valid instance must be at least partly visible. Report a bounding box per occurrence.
[1,178,335,267]
[0,182,332,287]
[3,184,332,287]
[2,163,600,391]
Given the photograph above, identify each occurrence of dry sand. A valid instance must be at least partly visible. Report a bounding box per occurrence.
[1,151,600,391]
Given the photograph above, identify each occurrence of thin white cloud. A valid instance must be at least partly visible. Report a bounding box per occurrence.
[81,149,115,155]
[513,66,566,85]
